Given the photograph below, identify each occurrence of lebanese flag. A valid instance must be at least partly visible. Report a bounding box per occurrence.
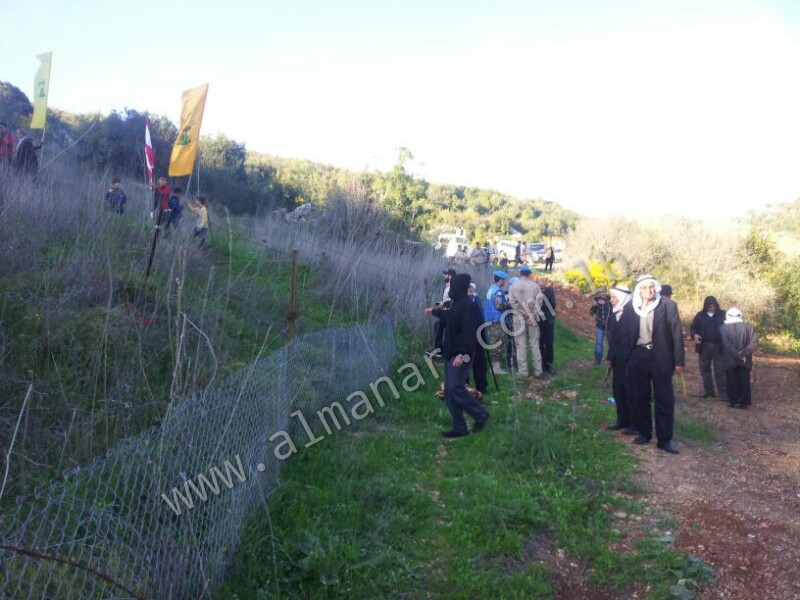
[144,117,155,183]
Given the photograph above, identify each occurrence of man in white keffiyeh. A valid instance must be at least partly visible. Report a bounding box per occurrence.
[620,274,685,454]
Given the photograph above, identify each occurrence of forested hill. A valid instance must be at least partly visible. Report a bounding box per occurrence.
[747,199,800,256]
[1,80,579,242]
[246,149,580,242]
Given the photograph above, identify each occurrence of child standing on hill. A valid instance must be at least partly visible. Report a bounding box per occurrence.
[163,187,183,237]
[186,196,209,248]
[152,176,171,221]
[104,178,127,214]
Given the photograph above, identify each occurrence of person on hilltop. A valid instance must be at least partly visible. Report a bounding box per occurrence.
[484,269,510,374]
[425,273,490,438]
[535,275,557,375]
[621,274,685,454]
[508,265,544,378]
[152,176,171,222]
[0,122,15,165]
[590,286,612,365]
[104,178,127,214]
[690,296,727,400]
[605,284,637,434]
[720,308,758,409]
[163,187,184,237]
[13,129,41,175]
[185,196,209,248]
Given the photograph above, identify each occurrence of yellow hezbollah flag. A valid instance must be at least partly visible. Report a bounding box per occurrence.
[30,52,52,129]
[169,83,209,176]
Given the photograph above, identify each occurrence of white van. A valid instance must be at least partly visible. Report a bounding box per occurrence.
[439,234,469,257]
[496,240,519,261]
[445,237,469,258]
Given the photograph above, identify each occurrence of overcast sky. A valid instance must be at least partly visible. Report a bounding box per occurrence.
[3,0,800,220]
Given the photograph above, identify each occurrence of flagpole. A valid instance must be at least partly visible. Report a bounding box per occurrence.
[196,147,201,198]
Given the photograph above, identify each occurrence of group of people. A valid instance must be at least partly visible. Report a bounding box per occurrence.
[425,266,557,438]
[601,277,757,456]
[496,242,556,272]
[102,175,210,246]
[0,122,42,175]
[689,296,757,409]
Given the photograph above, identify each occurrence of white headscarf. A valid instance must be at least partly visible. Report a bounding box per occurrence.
[609,284,632,314]
[632,274,661,316]
[724,307,743,324]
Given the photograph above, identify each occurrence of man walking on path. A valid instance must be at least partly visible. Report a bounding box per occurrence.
[508,265,543,378]
[690,296,727,399]
[720,308,758,409]
[622,274,685,454]
[425,273,489,438]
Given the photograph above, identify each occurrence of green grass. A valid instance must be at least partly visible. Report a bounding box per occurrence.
[674,418,718,445]
[0,222,350,504]
[217,322,714,599]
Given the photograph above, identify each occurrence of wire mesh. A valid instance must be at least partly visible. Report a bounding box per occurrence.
[0,316,397,599]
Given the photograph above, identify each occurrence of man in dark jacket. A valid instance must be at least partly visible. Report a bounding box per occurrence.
[622,275,685,454]
[13,129,41,174]
[425,273,489,438]
[605,284,637,434]
[536,276,557,375]
[690,296,727,399]
[105,178,127,214]
[720,308,757,409]
[590,287,612,365]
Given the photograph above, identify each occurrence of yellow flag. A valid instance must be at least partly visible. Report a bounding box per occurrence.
[169,83,209,176]
[30,52,52,129]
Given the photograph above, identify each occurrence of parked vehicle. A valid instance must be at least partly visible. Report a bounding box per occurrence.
[528,242,546,262]
[496,240,518,260]
[438,233,469,258]
[445,237,470,258]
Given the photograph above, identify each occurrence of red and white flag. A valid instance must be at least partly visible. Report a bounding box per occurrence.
[144,117,155,184]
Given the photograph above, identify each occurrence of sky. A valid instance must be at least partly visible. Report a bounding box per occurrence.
[3,0,800,221]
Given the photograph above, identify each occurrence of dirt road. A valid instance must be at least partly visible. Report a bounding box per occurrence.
[554,282,800,600]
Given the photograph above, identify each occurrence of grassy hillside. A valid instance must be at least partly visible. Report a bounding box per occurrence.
[0,165,352,503]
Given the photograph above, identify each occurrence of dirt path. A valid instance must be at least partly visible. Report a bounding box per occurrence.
[554,282,800,600]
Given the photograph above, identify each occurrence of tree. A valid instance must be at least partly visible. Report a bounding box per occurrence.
[0,81,33,128]
[374,147,427,222]
[200,134,247,181]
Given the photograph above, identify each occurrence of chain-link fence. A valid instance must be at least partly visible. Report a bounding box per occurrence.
[0,316,397,599]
